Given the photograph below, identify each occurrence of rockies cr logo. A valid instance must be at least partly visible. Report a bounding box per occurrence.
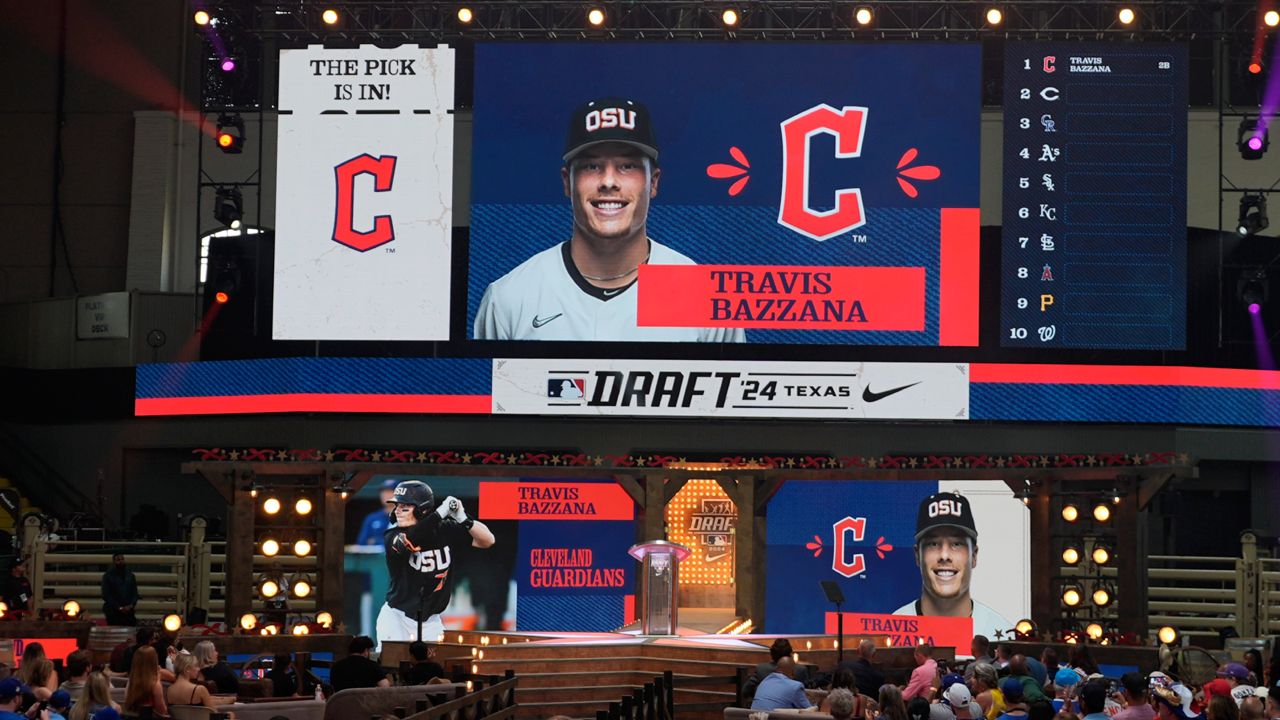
[332,153,398,251]
[777,104,869,242]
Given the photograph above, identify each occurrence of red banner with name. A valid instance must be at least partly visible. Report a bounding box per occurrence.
[636,265,925,330]
[480,482,635,521]
[825,612,973,653]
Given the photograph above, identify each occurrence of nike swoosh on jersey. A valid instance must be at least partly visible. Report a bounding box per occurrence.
[861,381,921,403]
[602,288,624,296]
[531,313,563,328]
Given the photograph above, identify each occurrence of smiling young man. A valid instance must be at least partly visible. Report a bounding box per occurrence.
[893,492,1012,640]
[474,97,745,343]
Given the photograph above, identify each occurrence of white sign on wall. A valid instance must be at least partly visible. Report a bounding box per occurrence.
[273,45,455,341]
[76,292,130,340]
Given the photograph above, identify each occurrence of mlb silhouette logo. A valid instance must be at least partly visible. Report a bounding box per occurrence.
[547,378,586,400]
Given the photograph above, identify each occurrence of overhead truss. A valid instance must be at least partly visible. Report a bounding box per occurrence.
[212,1,1264,41]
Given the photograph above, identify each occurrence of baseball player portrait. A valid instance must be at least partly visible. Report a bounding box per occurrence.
[473,96,746,343]
[893,491,1012,640]
[377,480,495,645]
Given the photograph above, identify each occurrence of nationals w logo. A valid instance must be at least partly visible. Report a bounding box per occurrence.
[778,104,869,242]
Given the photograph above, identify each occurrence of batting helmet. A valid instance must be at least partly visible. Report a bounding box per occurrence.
[389,480,435,518]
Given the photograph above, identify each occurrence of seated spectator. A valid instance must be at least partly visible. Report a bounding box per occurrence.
[48,690,71,720]
[1008,656,1048,703]
[823,667,863,716]
[192,640,238,695]
[167,653,232,712]
[969,663,1004,720]
[878,684,910,720]
[68,672,120,720]
[0,678,31,720]
[843,639,888,699]
[745,638,811,701]
[58,650,91,701]
[904,644,939,701]
[827,688,858,720]
[936,677,981,720]
[19,658,58,701]
[1238,697,1263,720]
[329,637,389,693]
[123,646,168,718]
[401,642,445,686]
[1208,696,1240,720]
[1052,668,1083,715]
[998,678,1030,720]
[749,656,815,711]
[264,653,298,698]
[1113,672,1155,720]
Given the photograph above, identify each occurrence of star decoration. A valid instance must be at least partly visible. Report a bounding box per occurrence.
[867,458,878,469]
[506,454,517,464]
[461,453,472,463]
[908,458,919,468]
[229,450,240,461]
[995,457,1006,467]
[417,452,427,462]
[276,450,288,461]
[636,457,646,467]
[371,451,383,462]
[550,455,561,465]
[323,450,334,462]
[593,456,604,466]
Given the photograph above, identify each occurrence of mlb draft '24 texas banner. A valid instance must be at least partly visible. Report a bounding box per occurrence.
[274,45,455,341]
[766,480,1029,651]
[469,44,980,345]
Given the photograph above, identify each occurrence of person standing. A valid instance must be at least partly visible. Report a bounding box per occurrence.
[100,554,139,626]
[903,643,939,701]
[1,559,32,614]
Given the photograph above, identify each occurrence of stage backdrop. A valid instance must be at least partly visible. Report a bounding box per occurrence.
[470,43,980,346]
[766,480,1029,649]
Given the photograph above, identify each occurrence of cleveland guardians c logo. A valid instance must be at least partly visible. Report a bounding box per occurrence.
[831,516,868,578]
[778,104,869,242]
[333,153,398,252]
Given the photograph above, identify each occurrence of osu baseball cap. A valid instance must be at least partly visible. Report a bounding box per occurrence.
[915,492,978,542]
[563,97,659,163]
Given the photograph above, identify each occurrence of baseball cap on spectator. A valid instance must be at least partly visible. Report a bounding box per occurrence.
[945,682,973,707]
[1080,681,1109,714]
[49,690,71,712]
[1154,684,1201,720]
[942,673,966,691]
[1001,678,1026,702]
[1120,672,1148,696]
[1056,668,1084,687]
[1218,663,1249,682]
[0,677,29,701]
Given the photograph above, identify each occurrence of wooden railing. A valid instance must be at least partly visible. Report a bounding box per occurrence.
[401,674,517,720]
[595,668,749,720]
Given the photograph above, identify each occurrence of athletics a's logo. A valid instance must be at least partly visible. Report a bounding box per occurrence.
[778,104,869,242]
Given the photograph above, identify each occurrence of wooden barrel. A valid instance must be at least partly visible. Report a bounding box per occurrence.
[87,625,133,667]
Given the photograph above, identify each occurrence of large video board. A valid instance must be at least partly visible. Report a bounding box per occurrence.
[468,44,980,345]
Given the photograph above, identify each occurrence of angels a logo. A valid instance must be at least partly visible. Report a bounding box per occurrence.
[805,515,894,578]
[690,499,735,562]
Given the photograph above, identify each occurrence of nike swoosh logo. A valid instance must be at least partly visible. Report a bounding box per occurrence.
[531,313,563,328]
[862,382,921,403]
[602,288,623,296]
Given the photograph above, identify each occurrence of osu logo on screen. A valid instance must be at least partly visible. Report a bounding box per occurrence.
[332,153,398,252]
[585,107,636,132]
[778,104,869,242]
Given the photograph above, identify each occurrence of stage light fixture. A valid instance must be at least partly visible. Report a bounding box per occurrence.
[1111,487,1122,504]
[722,8,739,26]
[1063,629,1081,644]
[587,7,606,26]
[1250,61,1264,75]
[1239,267,1268,314]
[215,114,244,154]
[292,578,312,599]
[213,187,243,231]
[164,614,182,632]
[294,539,312,557]
[239,613,257,631]
[1092,502,1111,523]
[1157,625,1178,644]
[1267,10,1280,27]
[1018,484,1033,506]
[1062,584,1083,607]
[1062,545,1082,565]
[1238,195,1269,237]
[249,485,260,499]
[1238,118,1270,159]
[854,6,873,25]
[194,10,211,26]
[292,624,310,636]
[295,496,313,516]
[1092,584,1113,607]
[986,7,1003,25]
[1086,622,1104,640]
[0,602,9,619]
[259,578,281,599]
[263,497,282,515]
[1118,7,1135,25]
[1062,504,1080,523]
[321,9,339,25]
[1092,544,1112,565]
[261,538,280,557]
[62,600,80,617]
[221,58,237,73]
[457,7,474,23]
[260,624,279,636]
[1014,619,1036,637]
[214,291,229,304]
[316,611,334,628]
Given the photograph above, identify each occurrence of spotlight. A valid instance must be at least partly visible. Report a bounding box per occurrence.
[1062,504,1080,523]
[1018,484,1033,506]
[321,9,339,25]
[1118,7,1135,25]
[721,8,739,26]
[292,578,312,599]
[1239,267,1269,313]
[1238,119,1270,160]
[457,7,474,23]
[316,611,334,629]
[164,614,182,632]
[1063,630,1081,644]
[62,600,80,617]
[0,601,9,618]
[1092,584,1113,607]
[587,7,605,26]
[239,613,257,631]
[259,578,281,599]
[1249,61,1264,75]
[1092,544,1112,565]
[261,538,280,557]
[1157,625,1178,645]
[1238,195,1269,237]
[249,485,260,499]
[215,114,244,154]
[221,58,237,73]
[1086,622,1104,640]
[292,624,310,636]
[263,497,282,515]
[294,496,313,516]
[1267,10,1280,27]
[1014,619,1036,638]
[194,10,211,26]
[339,487,350,500]
[260,624,279,636]
[1062,584,1083,607]
[1062,545,1082,565]
[986,7,1003,25]
[1092,503,1111,523]
[1111,487,1122,504]
[214,292,229,304]
[293,539,312,557]
[854,6,873,25]
[213,187,243,231]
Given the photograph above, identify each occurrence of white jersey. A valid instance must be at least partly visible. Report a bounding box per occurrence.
[474,240,747,342]
[892,598,1014,641]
